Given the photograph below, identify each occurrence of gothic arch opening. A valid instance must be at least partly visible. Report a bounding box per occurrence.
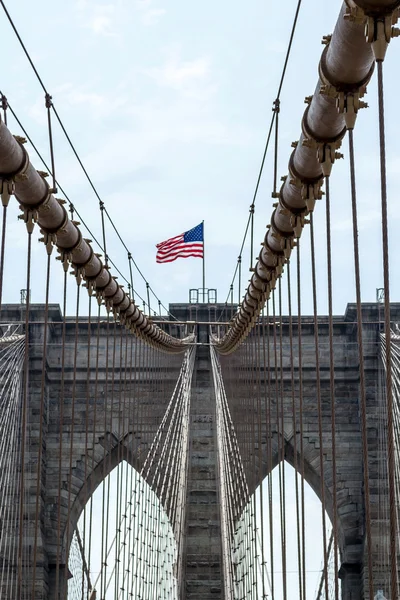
[234,462,340,600]
[67,459,177,599]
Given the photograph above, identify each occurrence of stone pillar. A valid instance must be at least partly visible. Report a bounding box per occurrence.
[182,325,223,598]
[339,562,362,600]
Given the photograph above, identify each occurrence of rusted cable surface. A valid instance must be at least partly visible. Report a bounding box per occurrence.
[0,119,189,353]
[213,0,400,355]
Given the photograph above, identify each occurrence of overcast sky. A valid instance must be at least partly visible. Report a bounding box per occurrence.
[1,0,399,317]
[1,2,398,597]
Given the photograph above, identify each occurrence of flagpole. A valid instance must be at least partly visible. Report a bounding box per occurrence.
[202,220,205,303]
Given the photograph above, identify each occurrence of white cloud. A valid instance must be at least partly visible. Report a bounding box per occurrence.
[76,1,118,37]
[135,0,166,26]
[147,57,209,89]
[91,14,114,35]
[141,8,166,26]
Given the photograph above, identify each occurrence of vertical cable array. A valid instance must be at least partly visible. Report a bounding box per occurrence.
[0,325,25,598]
[71,343,195,599]
[211,343,249,598]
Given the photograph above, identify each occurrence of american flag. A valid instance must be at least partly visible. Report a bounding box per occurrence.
[156,223,204,264]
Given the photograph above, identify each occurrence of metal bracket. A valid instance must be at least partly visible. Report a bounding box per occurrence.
[0,179,14,207]
[18,207,38,234]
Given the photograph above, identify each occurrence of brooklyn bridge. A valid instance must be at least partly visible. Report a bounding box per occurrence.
[0,0,400,598]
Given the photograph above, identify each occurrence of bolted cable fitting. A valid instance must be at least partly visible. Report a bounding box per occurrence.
[38,230,57,255]
[365,14,399,61]
[272,98,280,113]
[0,179,14,208]
[45,93,53,109]
[316,142,344,177]
[18,207,38,234]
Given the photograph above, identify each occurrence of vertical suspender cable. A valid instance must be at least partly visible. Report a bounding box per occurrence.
[309,215,329,599]
[376,59,398,600]
[17,229,32,600]
[324,176,340,600]
[31,252,51,598]
[347,131,374,596]
[296,242,306,600]
[287,260,303,600]
[54,269,68,599]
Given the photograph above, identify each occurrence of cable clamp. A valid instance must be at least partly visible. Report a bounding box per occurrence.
[321,34,332,46]
[56,248,72,272]
[1,95,8,112]
[301,180,324,211]
[45,93,53,109]
[365,13,399,61]
[282,236,294,259]
[317,143,344,177]
[0,178,14,207]
[70,264,85,285]
[84,278,97,297]
[319,83,369,130]
[38,230,57,255]
[272,98,280,113]
[290,213,305,238]
[343,1,366,25]
[18,207,38,234]
[338,91,368,129]
[95,289,105,306]
[12,137,30,183]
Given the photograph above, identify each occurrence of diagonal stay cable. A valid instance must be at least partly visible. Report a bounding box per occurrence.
[0,0,176,319]
[0,93,174,316]
[217,0,302,321]
[103,207,176,319]
[0,93,158,309]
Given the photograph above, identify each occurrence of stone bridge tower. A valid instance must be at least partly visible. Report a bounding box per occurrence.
[0,301,397,599]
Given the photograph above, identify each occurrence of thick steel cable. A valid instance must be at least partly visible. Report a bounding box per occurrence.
[0,106,174,326]
[0,95,133,289]
[0,0,174,317]
[217,0,303,319]
[214,3,400,355]
[376,58,398,600]
[0,103,180,342]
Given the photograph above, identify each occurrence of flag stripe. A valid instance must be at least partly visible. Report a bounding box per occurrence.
[156,223,204,263]
[157,250,203,260]
[157,250,203,263]
[157,242,203,256]
[156,248,203,263]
